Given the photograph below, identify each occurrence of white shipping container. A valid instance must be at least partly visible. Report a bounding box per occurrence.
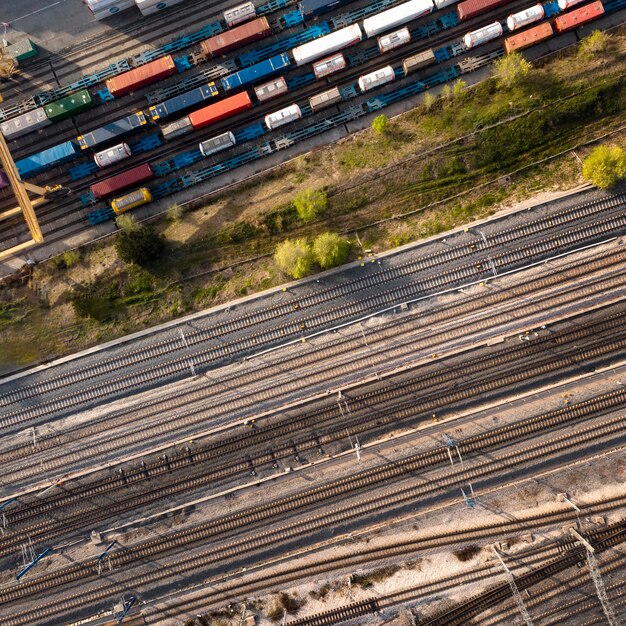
[291,24,362,66]
[506,4,544,30]
[265,104,302,130]
[358,65,395,92]
[433,0,460,8]
[135,0,186,16]
[463,22,503,49]
[313,53,347,79]
[557,0,586,8]
[199,131,236,156]
[1,108,51,140]
[224,2,256,27]
[85,0,136,19]
[378,27,411,53]
[94,143,132,168]
[363,0,434,38]
[254,76,289,102]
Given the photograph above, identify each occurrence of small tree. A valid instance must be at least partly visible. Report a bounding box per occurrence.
[452,79,466,98]
[372,114,389,135]
[115,225,165,265]
[492,52,531,89]
[582,145,626,189]
[115,213,136,231]
[274,238,314,279]
[293,188,328,222]
[579,30,609,58]
[312,232,350,270]
[440,84,452,100]
[422,92,437,110]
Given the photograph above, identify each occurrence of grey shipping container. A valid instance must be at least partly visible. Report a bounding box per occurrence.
[402,49,436,74]
[309,87,342,111]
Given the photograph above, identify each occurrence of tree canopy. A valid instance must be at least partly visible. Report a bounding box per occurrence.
[312,232,350,269]
[582,145,626,189]
[274,238,314,279]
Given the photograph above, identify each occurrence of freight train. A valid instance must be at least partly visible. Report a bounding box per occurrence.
[7,0,609,213]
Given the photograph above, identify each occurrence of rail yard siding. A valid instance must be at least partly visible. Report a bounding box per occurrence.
[106,56,178,97]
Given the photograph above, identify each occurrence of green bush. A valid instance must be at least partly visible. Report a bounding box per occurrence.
[452,79,466,98]
[422,92,437,110]
[274,238,314,279]
[492,52,531,89]
[312,232,350,269]
[262,202,299,234]
[372,114,389,135]
[115,225,165,266]
[582,145,626,189]
[293,188,328,222]
[579,30,609,58]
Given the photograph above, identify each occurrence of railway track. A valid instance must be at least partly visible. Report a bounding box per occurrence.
[3,300,626,555]
[3,241,626,492]
[2,191,625,428]
[2,395,626,624]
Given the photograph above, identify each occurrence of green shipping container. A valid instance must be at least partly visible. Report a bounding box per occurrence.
[44,89,94,122]
[6,39,38,63]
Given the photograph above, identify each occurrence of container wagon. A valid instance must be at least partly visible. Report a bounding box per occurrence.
[94,143,132,168]
[221,53,291,91]
[106,56,177,97]
[313,53,347,79]
[111,188,152,214]
[378,27,411,53]
[506,4,544,30]
[358,65,395,92]
[1,108,51,140]
[189,91,253,130]
[44,89,94,122]
[254,77,289,102]
[292,24,362,65]
[77,112,147,150]
[149,83,219,120]
[199,131,237,156]
[309,86,342,110]
[161,116,193,139]
[299,0,354,18]
[85,0,135,20]
[90,163,155,199]
[201,17,271,57]
[363,0,434,38]
[457,0,513,21]
[503,21,553,53]
[224,2,256,26]
[554,1,604,32]
[402,49,436,73]
[136,0,185,15]
[265,104,302,130]
[464,22,503,48]
[16,141,81,179]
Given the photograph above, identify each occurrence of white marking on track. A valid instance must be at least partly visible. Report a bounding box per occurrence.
[9,1,65,23]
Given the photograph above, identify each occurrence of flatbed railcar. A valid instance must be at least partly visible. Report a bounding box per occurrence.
[16,141,81,179]
[77,112,148,150]
[309,86,342,110]
[148,83,219,121]
[1,108,51,140]
[188,91,253,130]
[554,0,604,31]
[299,0,354,18]
[292,24,362,65]
[224,2,257,27]
[90,163,155,199]
[503,21,553,53]
[44,89,95,122]
[106,56,178,97]
[221,53,291,91]
[201,17,271,57]
[363,0,434,38]
[136,0,186,15]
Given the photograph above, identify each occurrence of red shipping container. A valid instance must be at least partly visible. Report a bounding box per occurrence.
[189,91,253,130]
[457,0,514,21]
[201,17,271,57]
[91,163,155,199]
[554,1,604,32]
[106,56,177,97]
[504,22,553,53]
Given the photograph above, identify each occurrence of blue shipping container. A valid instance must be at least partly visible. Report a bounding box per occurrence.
[221,53,291,92]
[149,83,219,121]
[77,112,148,150]
[16,141,81,179]
[299,0,353,17]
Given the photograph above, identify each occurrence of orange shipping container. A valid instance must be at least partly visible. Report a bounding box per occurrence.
[504,22,553,53]
[106,56,177,97]
[554,0,604,32]
[201,17,271,57]
[188,91,253,130]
